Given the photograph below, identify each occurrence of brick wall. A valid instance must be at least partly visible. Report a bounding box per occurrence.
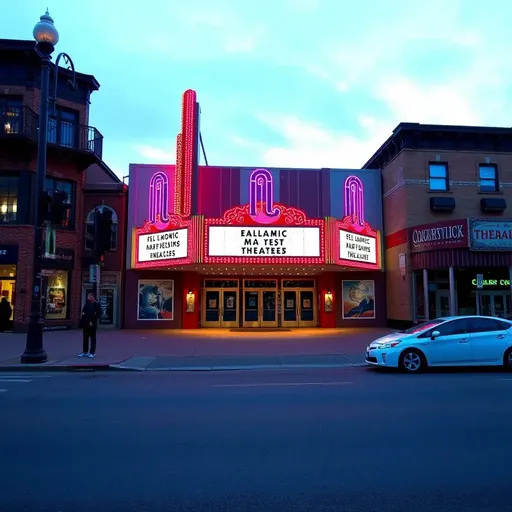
[0,82,93,330]
[383,148,512,322]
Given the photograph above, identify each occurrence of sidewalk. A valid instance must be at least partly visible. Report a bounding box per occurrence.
[0,328,393,372]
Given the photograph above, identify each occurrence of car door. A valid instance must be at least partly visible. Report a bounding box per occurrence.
[420,318,472,365]
[467,317,512,364]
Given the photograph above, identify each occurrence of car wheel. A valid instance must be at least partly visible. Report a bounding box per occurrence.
[503,348,512,371]
[399,349,426,373]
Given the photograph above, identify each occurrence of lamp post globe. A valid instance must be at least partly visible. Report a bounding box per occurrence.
[33,10,59,47]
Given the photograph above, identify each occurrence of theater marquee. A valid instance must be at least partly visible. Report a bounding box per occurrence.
[204,168,326,264]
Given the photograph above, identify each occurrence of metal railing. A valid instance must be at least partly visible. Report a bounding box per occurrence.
[0,106,103,159]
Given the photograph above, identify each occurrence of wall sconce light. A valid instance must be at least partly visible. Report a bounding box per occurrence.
[186,290,195,313]
[324,290,333,313]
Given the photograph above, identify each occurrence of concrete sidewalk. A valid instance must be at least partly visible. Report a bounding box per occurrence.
[0,327,392,371]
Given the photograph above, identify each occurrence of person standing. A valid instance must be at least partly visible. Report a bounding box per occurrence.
[79,292,102,358]
[0,297,12,332]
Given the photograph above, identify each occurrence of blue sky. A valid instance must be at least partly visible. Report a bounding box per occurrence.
[6,0,512,177]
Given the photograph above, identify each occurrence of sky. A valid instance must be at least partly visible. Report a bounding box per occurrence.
[5,0,512,178]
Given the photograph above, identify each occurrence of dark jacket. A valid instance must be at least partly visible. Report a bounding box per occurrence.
[0,298,12,321]
[81,300,102,329]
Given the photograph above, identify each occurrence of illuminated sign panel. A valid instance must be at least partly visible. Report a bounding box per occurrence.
[204,168,326,264]
[339,229,377,264]
[333,175,382,270]
[138,228,188,263]
[208,226,320,258]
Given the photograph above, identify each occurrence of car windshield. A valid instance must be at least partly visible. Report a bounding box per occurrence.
[399,319,446,335]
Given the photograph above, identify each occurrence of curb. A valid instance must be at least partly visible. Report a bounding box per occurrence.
[0,362,368,372]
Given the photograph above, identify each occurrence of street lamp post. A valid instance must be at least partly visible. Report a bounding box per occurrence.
[20,11,60,363]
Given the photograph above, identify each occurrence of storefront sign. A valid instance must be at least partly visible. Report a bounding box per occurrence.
[137,228,188,262]
[40,248,75,269]
[208,226,320,257]
[410,219,468,253]
[469,219,512,251]
[0,245,18,264]
[471,278,510,287]
[339,230,377,264]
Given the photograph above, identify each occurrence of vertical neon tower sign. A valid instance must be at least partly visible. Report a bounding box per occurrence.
[249,168,280,223]
[344,175,365,229]
[174,89,198,218]
[148,171,170,224]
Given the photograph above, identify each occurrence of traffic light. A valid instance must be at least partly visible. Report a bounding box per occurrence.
[51,191,71,226]
[38,191,52,223]
[93,208,113,259]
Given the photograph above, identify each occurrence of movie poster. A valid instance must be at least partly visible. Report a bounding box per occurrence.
[342,280,375,319]
[137,280,174,320]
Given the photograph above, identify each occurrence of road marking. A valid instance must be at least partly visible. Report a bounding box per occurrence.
[0,389,6,393]
[496,378,512,381]
[213,381,354,388]
[0,378,33,383]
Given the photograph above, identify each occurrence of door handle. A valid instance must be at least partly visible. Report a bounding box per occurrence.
[497,334,506,339]
[459,339,469,343]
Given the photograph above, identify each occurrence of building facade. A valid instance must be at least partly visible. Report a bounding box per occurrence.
[0,39,105,332]
[125,164,385,329]
[364,122,512,326]
[124,91,385,329]
[80,162,128,329]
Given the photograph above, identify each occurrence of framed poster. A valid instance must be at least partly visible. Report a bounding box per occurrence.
[342,280,375,319]
[137,280,174,320]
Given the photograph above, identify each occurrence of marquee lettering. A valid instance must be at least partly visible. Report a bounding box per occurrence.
[344,175,365,228]
[148,171,170,224]
[249,168,279,220]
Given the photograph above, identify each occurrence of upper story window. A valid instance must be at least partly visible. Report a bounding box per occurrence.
[84,206,118,251]
[48,106,79,148]
[0,96,23,135]
[45,177,75,229]
[428,163,449,191]
[0,175,19,224]
[479,165,498,193]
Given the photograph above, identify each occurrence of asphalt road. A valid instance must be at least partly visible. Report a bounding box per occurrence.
[2,367,512,512]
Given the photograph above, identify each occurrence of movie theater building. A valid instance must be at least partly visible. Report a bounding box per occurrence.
[124,164,385,329]
[364,122,512,326]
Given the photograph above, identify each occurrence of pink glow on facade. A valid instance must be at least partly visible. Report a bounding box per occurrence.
[344,175,365,231]
[148,171,170,229]
[249,168,280,224]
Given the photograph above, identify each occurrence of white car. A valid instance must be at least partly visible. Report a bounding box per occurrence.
[366,315,512,373]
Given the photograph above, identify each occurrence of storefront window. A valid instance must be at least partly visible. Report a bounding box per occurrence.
[413,271,425,321]
[426,270,450,319]
[44,270,69,320]
[0,264,16,322]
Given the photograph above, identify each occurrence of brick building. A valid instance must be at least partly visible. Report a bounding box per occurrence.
[81,162,128,329]
[0,38,117,332]
[364,122,512,327]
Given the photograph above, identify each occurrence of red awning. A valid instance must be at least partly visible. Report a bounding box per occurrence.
[411,249,512,269]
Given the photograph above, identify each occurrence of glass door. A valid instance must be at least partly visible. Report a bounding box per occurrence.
[221,290,238,327]
[203,290,221,327]
[282,290,298,327]
[435,290,451,317]
[492,293,508,317]
[202,289,239,327]
[243,290,260,327]
[299,290,316,327]
[261,290,278,327]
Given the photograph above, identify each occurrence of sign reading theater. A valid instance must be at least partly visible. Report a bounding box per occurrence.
[204,169,325,264]
[208,227,320,258]
[138,228,188,262]
[333,176,381,270]
[132,170,196,269]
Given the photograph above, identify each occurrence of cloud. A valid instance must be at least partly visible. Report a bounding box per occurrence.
[254,114,392,168]
[135,145,174,162]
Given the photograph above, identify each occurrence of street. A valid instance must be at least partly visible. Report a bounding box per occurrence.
[2,367,512,511]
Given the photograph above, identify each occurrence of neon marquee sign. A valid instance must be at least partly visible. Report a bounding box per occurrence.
[204,168,325,264]
[333,175,381,270]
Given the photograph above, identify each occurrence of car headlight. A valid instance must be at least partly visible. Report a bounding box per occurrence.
[376,340,402,349]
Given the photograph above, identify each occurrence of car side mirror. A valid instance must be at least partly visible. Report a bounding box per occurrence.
[431,330,441,340]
